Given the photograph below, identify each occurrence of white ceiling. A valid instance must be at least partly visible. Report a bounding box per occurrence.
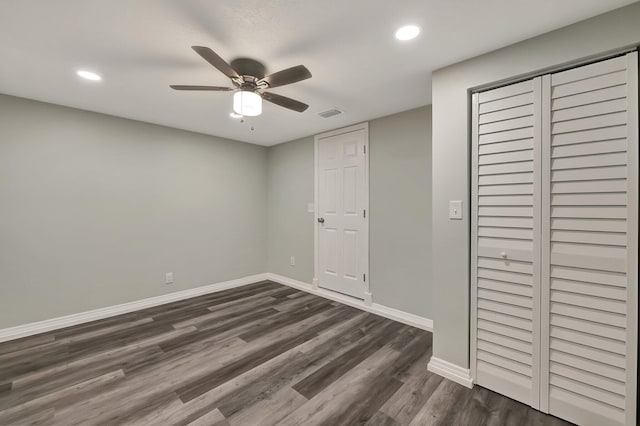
[0,0,636,146]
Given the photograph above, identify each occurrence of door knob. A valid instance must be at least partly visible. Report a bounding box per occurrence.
[317,217,325,224]
[501,251,508,259]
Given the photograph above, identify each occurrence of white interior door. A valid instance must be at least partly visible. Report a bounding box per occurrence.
[315,125,368,299]
[471,77,542,409]
[540,52,638,426]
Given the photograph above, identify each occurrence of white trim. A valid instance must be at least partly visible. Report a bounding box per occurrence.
[267,273,433,332]
[0,273,269,343]
[364,292,373,306]
[427,356,474,389]
[313,122,370,299]
[470,92,479,384]
[624,50,638,426]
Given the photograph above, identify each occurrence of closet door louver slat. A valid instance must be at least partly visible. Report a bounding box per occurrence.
[471,77,542,408]
[540,52,638,426]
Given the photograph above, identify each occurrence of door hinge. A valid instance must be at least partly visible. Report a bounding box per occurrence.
[363,145,366,154]
[363,209,366,218]
[363,273,366,282]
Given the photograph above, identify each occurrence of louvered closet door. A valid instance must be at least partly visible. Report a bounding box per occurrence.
[541,52,638,426]
[471,78,542,408]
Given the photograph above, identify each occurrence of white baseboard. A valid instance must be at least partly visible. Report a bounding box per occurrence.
[0,273,269,343]
[427,356,474,389]
[266,273,433,332]
[1,272,433,343]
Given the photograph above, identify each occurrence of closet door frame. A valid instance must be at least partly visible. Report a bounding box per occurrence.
[625,51,638,426]
[470,92,480,385]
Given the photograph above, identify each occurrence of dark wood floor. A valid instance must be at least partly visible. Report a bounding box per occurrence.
[0,281,571,426]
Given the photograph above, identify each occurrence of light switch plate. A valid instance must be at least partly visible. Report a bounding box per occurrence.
[449,200,463,220]
[307,202,315,213]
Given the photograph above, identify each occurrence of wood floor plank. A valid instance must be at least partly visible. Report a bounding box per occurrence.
[215,313,378,420]
[9,407,55,426]
[366,411,402,426]
[0,369,125,424]
[186,408,228,426]
[292,319,403,399]
[173,292,281,329]
[0,334,55,356]
[174,304,354,403]
[408,379,473,426]
[51,338,248,424]
[278,344,403,425]
[237,298,334,342]
[157,307,281,352]
[166,311,373,426]
[319,370,404,425]
[446,384,494,426]
[379,353,441,424]
[226,386,307,426]
[484,391,531,426]
[1,344,163,410]
[0,281,572,426]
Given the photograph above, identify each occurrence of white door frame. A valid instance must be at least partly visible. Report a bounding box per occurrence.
[313,122,371,305]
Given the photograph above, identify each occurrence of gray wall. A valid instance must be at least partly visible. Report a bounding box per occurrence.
[267,136,315,283]
[0,94,268,329]
[431,2,640,369]
[370,107,431,317]
[267,106,432,318]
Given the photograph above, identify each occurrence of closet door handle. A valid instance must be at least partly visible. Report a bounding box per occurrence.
[501,251,508,259]
[317,217,325,224]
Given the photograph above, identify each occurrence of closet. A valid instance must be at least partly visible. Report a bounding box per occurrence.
[471,52,638,426]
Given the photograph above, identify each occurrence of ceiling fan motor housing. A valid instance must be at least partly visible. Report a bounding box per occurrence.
[230,58,267,80]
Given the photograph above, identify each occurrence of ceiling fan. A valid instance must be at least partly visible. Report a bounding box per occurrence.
[170,46,312,116]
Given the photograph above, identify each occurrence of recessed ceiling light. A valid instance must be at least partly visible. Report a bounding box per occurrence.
[395,25,420,41]
[229,112,243,118]
[77,70,102,81]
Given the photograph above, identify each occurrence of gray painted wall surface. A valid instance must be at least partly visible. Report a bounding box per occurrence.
[267,106,432,318]
[431,3,640,368]
[369,107,431,317]
[0,94,268,328]
[267,136,315,283]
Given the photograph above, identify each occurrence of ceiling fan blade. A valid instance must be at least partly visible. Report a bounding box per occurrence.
[170,85,234,91]
[259,65,311,88]
[191,46,239,79]
[261,92,309,112]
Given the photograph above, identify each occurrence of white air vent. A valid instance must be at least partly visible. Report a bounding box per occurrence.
[318,108,343,118]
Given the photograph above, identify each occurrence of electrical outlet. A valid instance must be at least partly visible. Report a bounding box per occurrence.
[290,256,295,267]
[165,272,174,284]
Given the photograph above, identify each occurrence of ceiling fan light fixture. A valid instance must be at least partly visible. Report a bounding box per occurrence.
[395,24,420,41]
[229,112,243,118]
[233,90,262,116]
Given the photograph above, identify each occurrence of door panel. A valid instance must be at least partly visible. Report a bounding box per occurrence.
[316,127,368,299]
[540,52,638,426]
[471,77,542,409]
